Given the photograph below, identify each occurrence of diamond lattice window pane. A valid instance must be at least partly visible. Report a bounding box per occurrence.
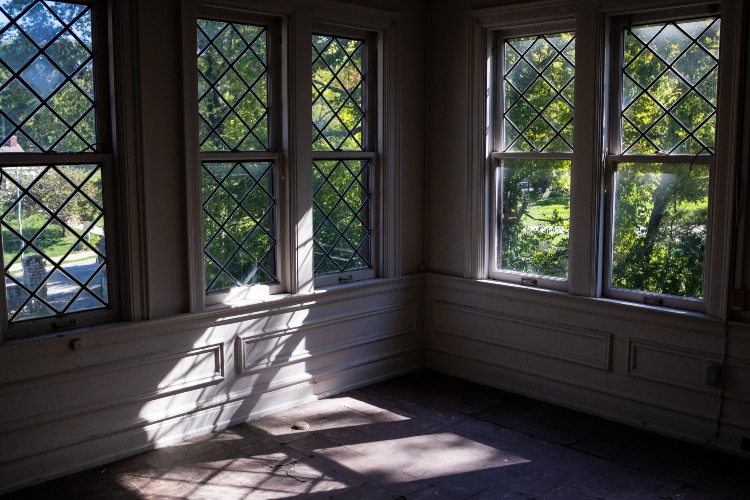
[0,164,108,322]
[313,159,371,274]
[202,161,276,293]
[312,35,365,152]
[621,18,720,154]
[0,1,94,153]
[503,32,575,153]
[197,19,268,152]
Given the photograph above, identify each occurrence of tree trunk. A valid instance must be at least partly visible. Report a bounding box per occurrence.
[633,175,673,288]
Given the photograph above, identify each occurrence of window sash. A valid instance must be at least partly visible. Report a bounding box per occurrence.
[489,27,575,290]
[312,25,378,286]
[0,0,118,339]
[602,9,722,311]
[195,10,284,304]
[0,153,119,339]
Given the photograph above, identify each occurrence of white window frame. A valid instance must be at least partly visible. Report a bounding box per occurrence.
[468,0,745,319]
[0,0,124,340]
[183,0,400,311]
[488,22,576,292]
[312,24,378,288]
[192,7,287,306]
[602,7,723,313]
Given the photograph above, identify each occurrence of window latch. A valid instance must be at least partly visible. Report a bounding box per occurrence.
[643,296,663,306]
[52,319,76,330]
[339,275,354,283]
[521,277,537,286]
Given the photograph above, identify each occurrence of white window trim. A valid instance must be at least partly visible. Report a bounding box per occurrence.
[468,0,746,319]
[182,0,400,311]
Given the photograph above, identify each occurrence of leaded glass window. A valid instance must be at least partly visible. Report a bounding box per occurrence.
[312,31,374,281]
[202,161,276,292]
[503,32,575,153]
[197,16,279,297]
[312,159,370,275]
[0,0,95,153]
[197,19,268,152]
[312,35,364,152]
[1,164,107,322]
[606,16,720,307]
[493,31,575,286]
[621,18,720,154]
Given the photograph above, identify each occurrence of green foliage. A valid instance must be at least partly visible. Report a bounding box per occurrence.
[203,162,276,292]
[312,36,364,151]
[0,164,103,265]
[0,1,94,152]
[499,159,570,278]
[611,163,708,298]
[622,18,720,154]
[313,159,369,274]
[197,20,268,152]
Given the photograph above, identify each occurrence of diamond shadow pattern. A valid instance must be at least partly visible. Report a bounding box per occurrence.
[197,19,268,152]
[202,161,277,293]
[504,32,575,153]
[313,159,371,275]
[0,164,108,323]
[0,1,94,153]
[312,35,365,151]
[622,17,720,154]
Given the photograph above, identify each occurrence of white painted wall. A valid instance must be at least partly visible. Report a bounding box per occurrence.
[425,0,750,458]
[3,0,750,494]
[0,0,427,493]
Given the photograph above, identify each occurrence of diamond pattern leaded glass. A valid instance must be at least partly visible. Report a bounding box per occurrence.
[312,35,364,151]
[1,164,108,322]
[197,19,268,152]
[504,32,575,153]
[0,1,94,153]
[203,161,276,292]
[313,159,370,274]
[622,18,720,154]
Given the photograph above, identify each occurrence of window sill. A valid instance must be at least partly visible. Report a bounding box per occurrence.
[426,273,724,336]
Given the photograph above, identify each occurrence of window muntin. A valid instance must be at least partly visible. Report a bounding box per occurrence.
[1,162,108,322]
[0,1,115,336]
[197,16,280,298]
[311,31,375,283]
[606,16,720,307]
[197,19,268,152]
[312,35,364,152]
[492,30,575,287]
[503,32,575,153]
[202,161,276,292]
[0,1,95,153]
[620,18,720,155]
[313,159,370,275]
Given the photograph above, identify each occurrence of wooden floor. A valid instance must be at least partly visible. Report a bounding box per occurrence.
[3,371,749,499]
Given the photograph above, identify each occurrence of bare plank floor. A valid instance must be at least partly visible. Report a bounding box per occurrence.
[4,371,749,499]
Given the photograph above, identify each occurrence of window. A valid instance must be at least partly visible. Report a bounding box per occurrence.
[604,14,720,311]
[490,28,575,291]
[0,0,116,339]
[475,1,739,315]
[311,28,377,286]
[196,12,283,302]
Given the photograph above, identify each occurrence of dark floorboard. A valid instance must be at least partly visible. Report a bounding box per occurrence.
[4,370,749,499]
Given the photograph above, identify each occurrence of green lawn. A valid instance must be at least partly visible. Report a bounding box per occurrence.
[524,197,570,227]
